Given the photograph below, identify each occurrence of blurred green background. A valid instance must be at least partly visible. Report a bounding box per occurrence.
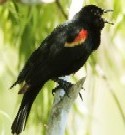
[0,0,125,135]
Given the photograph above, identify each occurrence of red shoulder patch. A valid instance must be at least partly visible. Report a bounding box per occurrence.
[74,29,88,42]
[65,29,88,47]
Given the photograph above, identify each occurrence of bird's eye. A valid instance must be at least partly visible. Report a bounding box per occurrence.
[90,9,93,13]
[97,10,101,15]
[94,12,97,15]
[94,10,101,16]
[96,10,99,14]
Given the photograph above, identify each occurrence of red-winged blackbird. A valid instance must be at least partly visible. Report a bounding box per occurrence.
[10,5,113,134]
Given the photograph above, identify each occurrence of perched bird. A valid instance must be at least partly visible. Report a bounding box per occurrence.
[10,5,113,134]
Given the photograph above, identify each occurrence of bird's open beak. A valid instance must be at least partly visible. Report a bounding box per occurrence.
[103,9,114,25]
[103,9,114,13]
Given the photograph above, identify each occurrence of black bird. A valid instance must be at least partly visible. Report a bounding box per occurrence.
[10,5,113,134]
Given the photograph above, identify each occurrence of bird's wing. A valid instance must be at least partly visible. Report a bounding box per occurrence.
[10,41,49,89]
[11,22,88,90]
[46,22,88,59]
[44,23,89,76]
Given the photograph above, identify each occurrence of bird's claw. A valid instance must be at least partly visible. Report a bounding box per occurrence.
[52,78,84,100]
[52,78,72,97]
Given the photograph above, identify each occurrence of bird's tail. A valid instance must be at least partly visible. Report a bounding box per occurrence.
[11,83,44,135]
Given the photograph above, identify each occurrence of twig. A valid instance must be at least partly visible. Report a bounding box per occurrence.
[103,76,125,125]
[99,72,125,125]
[55,0,68,19]
[96,65,125,125]
[109,87,125,124]
[46,77,86,135]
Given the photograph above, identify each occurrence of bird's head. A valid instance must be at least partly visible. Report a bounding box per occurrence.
[74,5,113,30]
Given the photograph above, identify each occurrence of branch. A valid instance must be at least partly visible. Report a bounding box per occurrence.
[55,0,68,19]
[46,77,86,135]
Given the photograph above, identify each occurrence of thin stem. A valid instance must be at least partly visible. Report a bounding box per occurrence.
[55,0,68,19]
[103,76,125,125]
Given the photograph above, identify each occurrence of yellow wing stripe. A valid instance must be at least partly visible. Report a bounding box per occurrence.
[65,38,86,47]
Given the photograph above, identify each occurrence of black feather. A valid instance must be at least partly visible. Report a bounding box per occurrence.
[10,5,111,134]
[11,84,44,134]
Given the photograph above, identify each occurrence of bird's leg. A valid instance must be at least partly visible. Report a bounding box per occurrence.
[52,85,62,95]
[79,92,83,101]
[52,85,70,97]
[52,78,72,97]
[52,78,83,100]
